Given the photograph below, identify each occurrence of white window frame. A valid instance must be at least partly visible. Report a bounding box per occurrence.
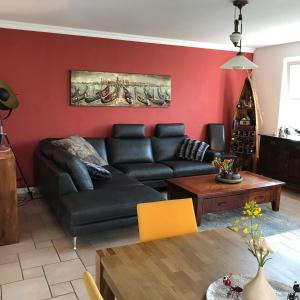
[278,56,300,131]
[287,61,300,101]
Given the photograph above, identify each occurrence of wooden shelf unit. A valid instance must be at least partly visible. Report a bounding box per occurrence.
[230,77,259,171]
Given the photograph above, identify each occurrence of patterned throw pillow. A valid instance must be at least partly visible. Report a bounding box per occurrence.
[178,138,209,162]
[51,136,110,180]
[82,160,112,180]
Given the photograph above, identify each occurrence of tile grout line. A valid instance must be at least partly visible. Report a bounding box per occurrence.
[69,281,80,300]
[41,264,53,298]
[51,239,63,263]
[50,280,75,298]
[17,253,24,281]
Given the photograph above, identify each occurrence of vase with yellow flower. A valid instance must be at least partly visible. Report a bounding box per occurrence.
[233,201,276,300]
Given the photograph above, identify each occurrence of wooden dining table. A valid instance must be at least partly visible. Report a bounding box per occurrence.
[96,229,300,300]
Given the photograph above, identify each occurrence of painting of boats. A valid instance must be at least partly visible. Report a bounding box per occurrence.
[70,70,171,107]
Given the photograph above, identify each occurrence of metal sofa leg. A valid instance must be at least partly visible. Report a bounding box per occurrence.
[73,236,77,250]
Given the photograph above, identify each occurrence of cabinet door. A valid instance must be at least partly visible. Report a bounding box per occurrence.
[258,137,289,181]
[288,143,300,184]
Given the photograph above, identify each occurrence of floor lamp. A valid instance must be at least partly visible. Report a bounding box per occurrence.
[0,80,33,200]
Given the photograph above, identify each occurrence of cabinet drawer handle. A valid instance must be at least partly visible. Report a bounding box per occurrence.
[218,201,227,206]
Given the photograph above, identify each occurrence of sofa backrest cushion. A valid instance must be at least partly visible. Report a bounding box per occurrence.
[112,124,145,138]
[40,142,94,191]
[155,123,185,137]
[151,136,185,161]
[85,138,108,162]
[107,138,154,164]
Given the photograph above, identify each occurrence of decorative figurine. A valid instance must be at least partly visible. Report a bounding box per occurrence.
[287,281,300,300]
[284,127,291,137]
[278,126,284,138]
[223,274,243,298]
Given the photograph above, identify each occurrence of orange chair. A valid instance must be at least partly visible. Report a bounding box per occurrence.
[83,272,104,300]
[137,198,198,242]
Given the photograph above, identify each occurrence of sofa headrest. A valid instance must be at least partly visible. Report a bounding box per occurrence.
[112,124,145,138]
[155,123,185,137]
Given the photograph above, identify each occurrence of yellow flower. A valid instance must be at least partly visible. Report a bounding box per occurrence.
[253,208,262,215]
[246,210,252,216]
[243,228,249,234]
[233,226,239,232]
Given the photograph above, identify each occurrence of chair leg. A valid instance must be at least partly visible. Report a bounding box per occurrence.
[73,236,77,250]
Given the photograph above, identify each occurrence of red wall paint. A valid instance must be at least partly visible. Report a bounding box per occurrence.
[0,28,251,186]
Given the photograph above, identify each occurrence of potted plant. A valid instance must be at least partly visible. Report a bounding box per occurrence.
[212,158,241,182]
[233,201,276,300]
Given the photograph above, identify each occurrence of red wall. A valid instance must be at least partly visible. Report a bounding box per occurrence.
[0,28,251,186]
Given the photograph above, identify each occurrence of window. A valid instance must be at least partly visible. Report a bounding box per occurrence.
[288,62,300,100]
[279,58,300,131]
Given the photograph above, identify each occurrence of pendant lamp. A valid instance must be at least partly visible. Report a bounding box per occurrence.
[221,0,258,70]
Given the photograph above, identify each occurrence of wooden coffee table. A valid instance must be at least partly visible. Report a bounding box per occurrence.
[167,171,285,226]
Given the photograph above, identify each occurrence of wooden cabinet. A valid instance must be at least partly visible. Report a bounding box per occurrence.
[258,135,300,186]
[0,149,18,245]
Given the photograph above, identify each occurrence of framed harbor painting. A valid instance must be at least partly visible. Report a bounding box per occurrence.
[70,70,171,107]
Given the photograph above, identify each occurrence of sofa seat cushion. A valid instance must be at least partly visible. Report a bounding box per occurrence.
[114,163,173,180]
[162,160,217,177]
[61,185,165,226]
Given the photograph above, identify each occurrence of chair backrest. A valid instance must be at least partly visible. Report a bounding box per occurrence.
[137,198,197,242]
[83,272,104,300]
[207,123,226,153]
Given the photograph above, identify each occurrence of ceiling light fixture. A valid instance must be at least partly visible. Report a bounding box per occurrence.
[221,0,258,70]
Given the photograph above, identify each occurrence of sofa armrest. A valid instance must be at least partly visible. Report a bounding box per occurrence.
[203,150,221,163]
[39,141,94,191]
[34,151,78,198]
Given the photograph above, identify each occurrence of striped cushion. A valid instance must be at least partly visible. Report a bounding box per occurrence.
[178,138,209,162]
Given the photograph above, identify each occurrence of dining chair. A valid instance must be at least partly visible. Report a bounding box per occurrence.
[83,271,104,300]
[207,123,238,165]
[137,198,198,242]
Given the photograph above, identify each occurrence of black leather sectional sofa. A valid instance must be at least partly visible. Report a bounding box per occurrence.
[34,123,219,240]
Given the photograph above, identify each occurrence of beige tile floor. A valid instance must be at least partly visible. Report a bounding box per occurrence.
[0,188,299,300]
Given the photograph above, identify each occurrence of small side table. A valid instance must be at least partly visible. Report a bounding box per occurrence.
[0,149,19,245]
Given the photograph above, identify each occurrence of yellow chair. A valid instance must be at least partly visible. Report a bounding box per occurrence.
[83,272,104,300]
[137,198,198,242]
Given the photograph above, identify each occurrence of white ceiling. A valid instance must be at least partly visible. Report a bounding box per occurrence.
[1,0,300,50]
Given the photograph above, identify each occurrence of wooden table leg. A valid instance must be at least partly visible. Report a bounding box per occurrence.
[100,272,114,300]
[96,249,115,300]
[193,198,202,226]
[272,187,281,211]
